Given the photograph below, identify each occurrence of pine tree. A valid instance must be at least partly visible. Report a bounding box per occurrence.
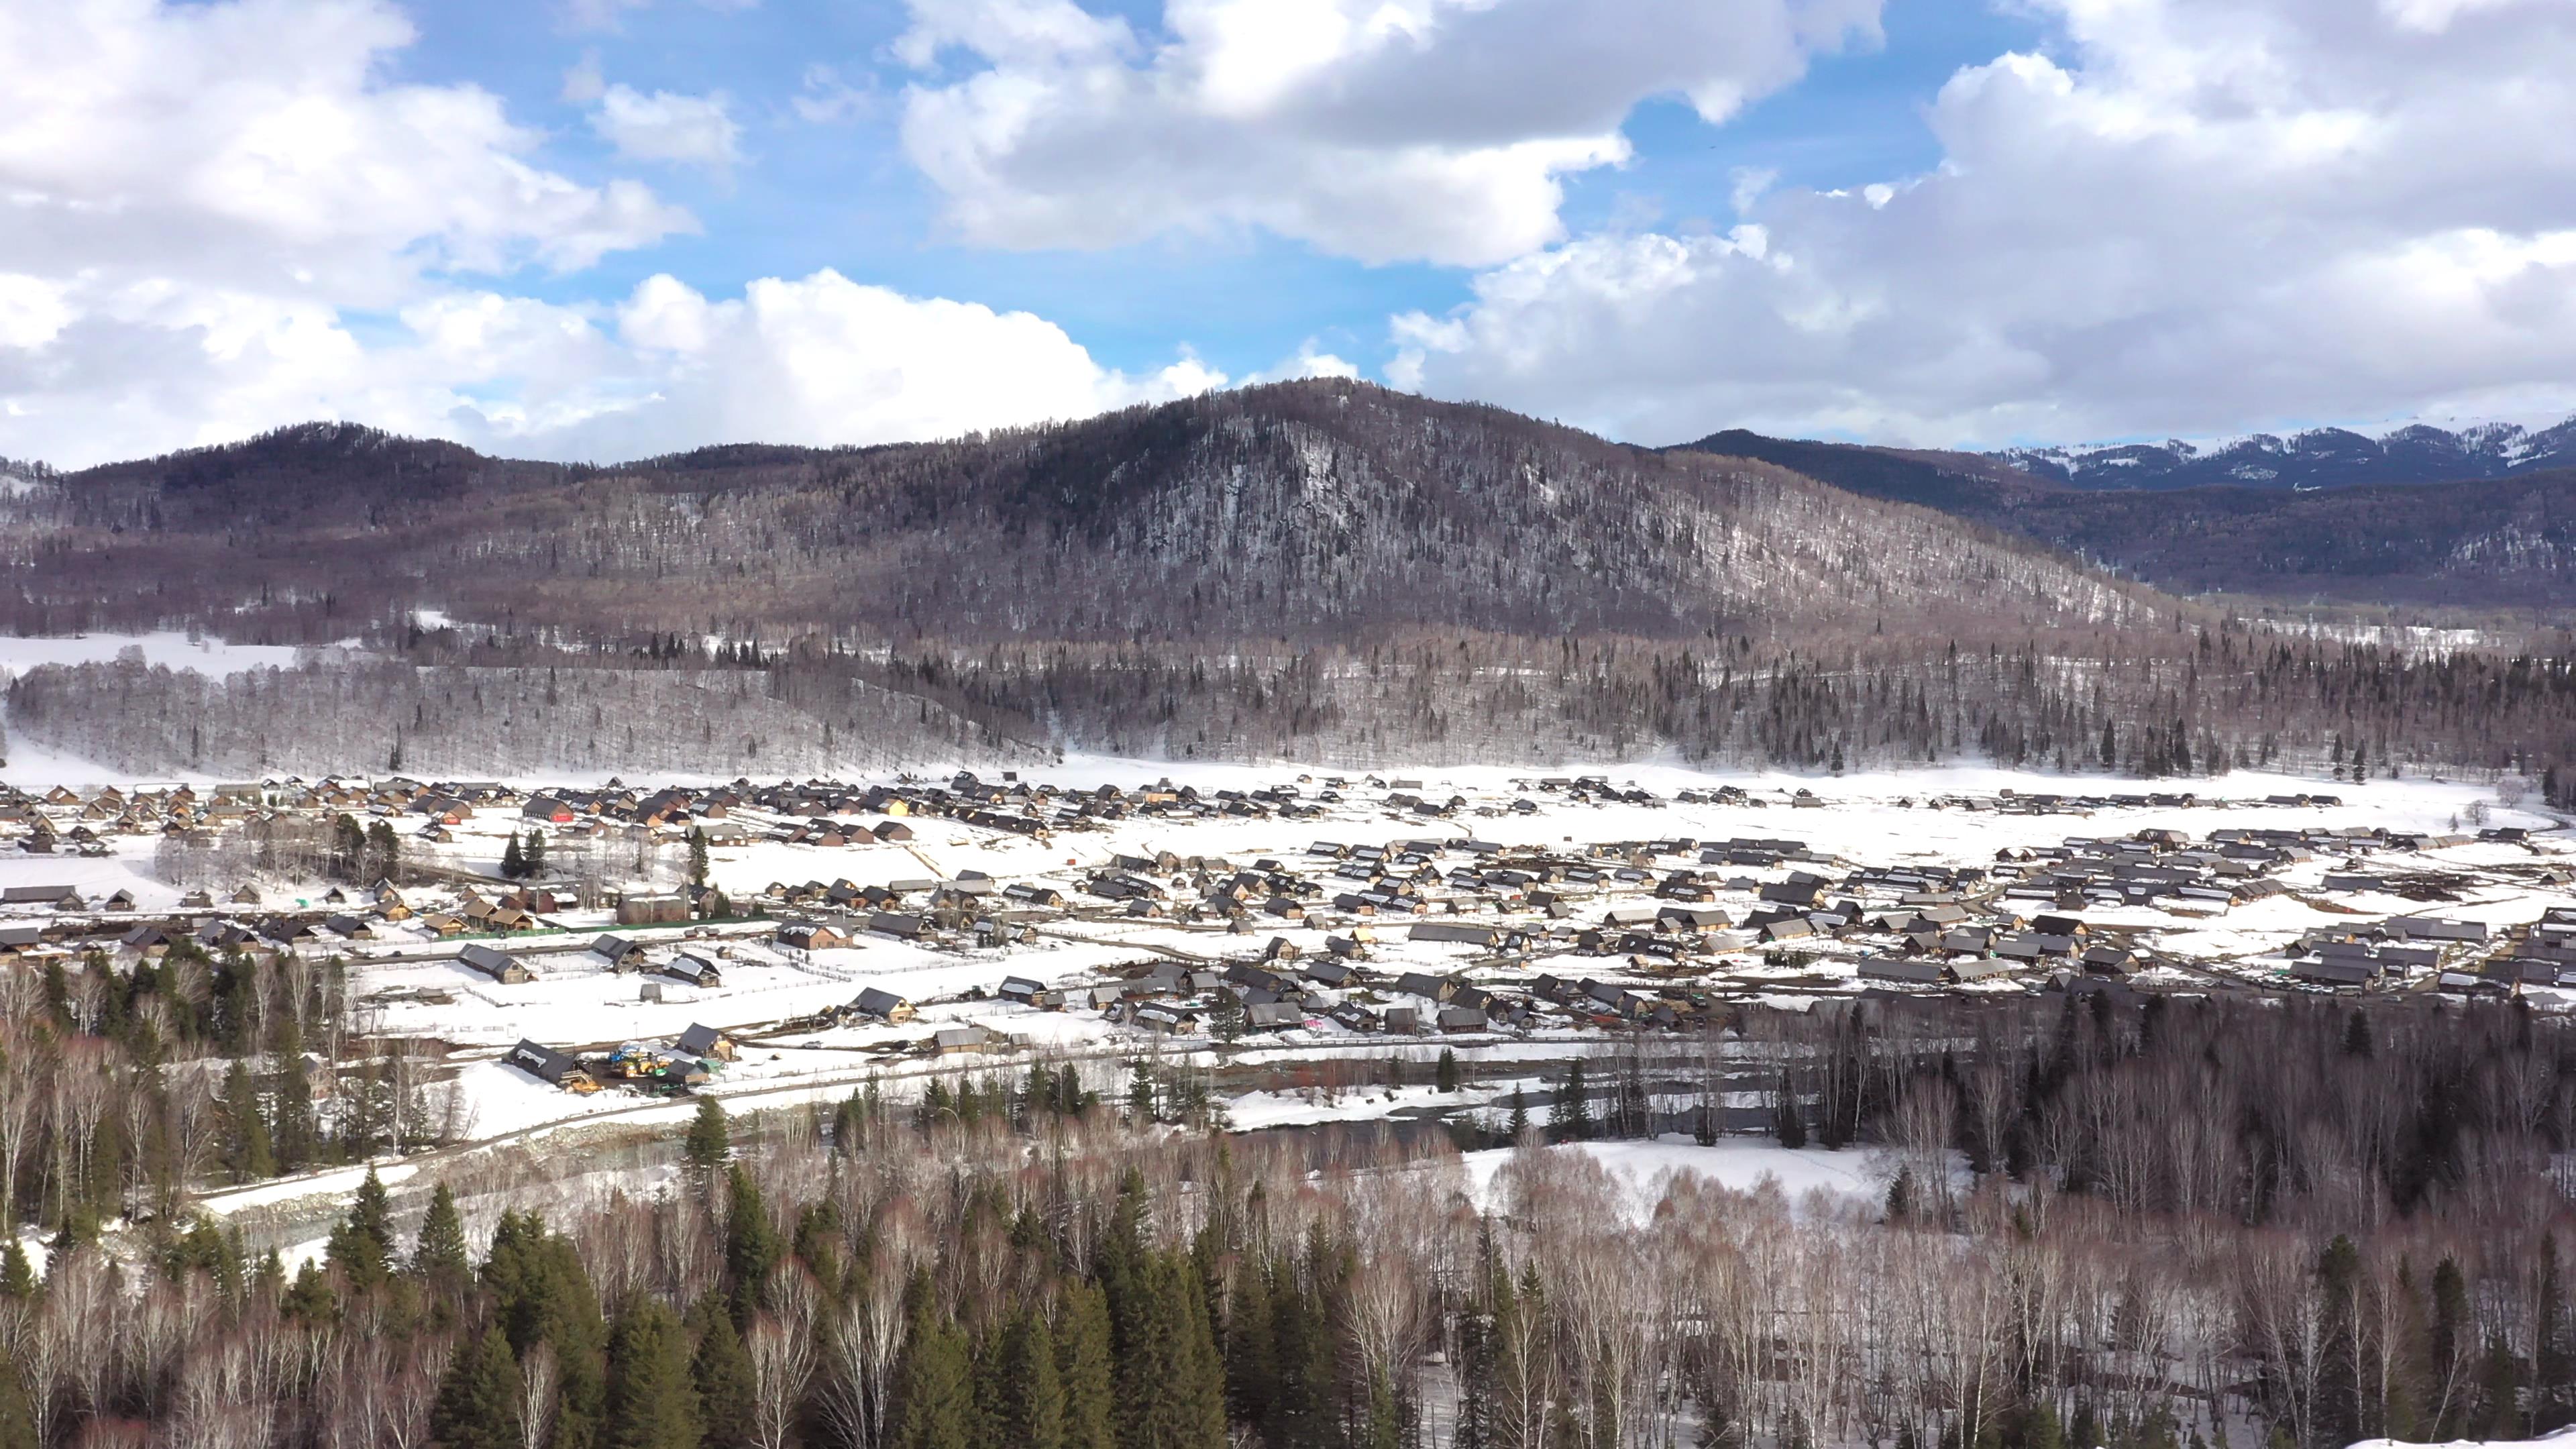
[502,833,526,881]
[1505,1087,1530,1143]
[221,1059,274,1181]
[435,1325,525,1449]
[1549,1060,1594,1142]
[413,1181,472,1283]
[0,1240,35,1303]
[366,820,401,883]
[996,1307,1067,1449]
[607,1299,703,1449]
[525,830,550,878]
[688,1295,755,1449]
[1057,1280,1118,1449]
[892,1291,977,1449]
[272,1020,317,1169]
[685,1097,731,1173]
[1436,1048,1461,1093]
[326,1165,397,1290]
[0,1344,36,1449]
[484,1211,611,1449]
[722,1165,782,1326]
[687,828,710,888]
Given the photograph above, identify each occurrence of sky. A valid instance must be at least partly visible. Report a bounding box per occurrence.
[3,0,2575,469]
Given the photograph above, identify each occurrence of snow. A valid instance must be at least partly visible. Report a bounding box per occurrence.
[1462,1136,1903,1220]
[2350,1431,2576,1449]
[0,631,339,682]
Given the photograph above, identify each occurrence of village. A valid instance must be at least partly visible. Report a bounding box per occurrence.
[2,762,2572,1136]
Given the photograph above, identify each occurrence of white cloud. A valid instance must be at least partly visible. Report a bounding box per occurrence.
[561,0,757,34]
[0,264,1226,468]
[791,64,876,124]
[540,269,1221,455]
[893,0,1881,266]
[1245,341,1361,384]
[0,0,702,464]
[1392,0,2576,446]
[589,84,745,172]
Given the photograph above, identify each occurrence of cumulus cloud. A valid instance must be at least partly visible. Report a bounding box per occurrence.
[0,0,1193,468]
[893,0,1881,266]
[589,84,745,172]
[520,269,1223,456]
[1392,0,2576,446]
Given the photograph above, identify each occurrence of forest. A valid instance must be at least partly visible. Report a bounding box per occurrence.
[11,971,2576,1449]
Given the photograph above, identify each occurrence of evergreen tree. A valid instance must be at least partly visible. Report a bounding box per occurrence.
[687,828,710,888]
[996,1307,1067,1449]
[892,1291,977,1449]
[0,1240,35,1303]
[2344,1008,2375,1059]
[1056,1281,1118,1449]
[413,1181,473,1283]
[1505,1087,1531,1143]
[1549,1060,1594,1142]
[326,1164,397,1290]
[688,1295,755,1449]
[525,830,551,878]
[272,1020,318,1169]
[501,833,527,881]
[685,1098,731,1173]
[484,1211,610,1449]
[1436,1048,1461,1093]
[722,1164,782,1326]
[607,1299,703,1449]
[366,820,401,883]
[221,1059,275,1180]
[0,1345,36,1449]
[433,1324,525,1449]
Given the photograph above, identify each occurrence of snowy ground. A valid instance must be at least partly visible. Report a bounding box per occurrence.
[1461,1136,1909,1221]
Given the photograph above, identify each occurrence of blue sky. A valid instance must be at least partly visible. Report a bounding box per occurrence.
[6,0,2573,466]
[405,0,2047,382]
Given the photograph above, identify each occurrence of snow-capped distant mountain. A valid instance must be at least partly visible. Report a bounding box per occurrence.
[1994,413,2576,490]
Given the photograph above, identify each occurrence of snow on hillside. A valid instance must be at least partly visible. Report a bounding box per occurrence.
[0,630,347,682]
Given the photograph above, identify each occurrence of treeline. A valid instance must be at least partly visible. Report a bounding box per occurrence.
[11,994,2576,1449]
[9,623,2574,783]
[1,657,1042,779]
[0,940,465,1244]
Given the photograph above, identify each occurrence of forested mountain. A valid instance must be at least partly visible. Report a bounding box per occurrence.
[11,384,2149,645]
[3,382,2573,789]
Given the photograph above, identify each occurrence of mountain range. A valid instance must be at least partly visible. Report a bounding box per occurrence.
[1994,415,2576,492]
[1676,424,2576,607]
